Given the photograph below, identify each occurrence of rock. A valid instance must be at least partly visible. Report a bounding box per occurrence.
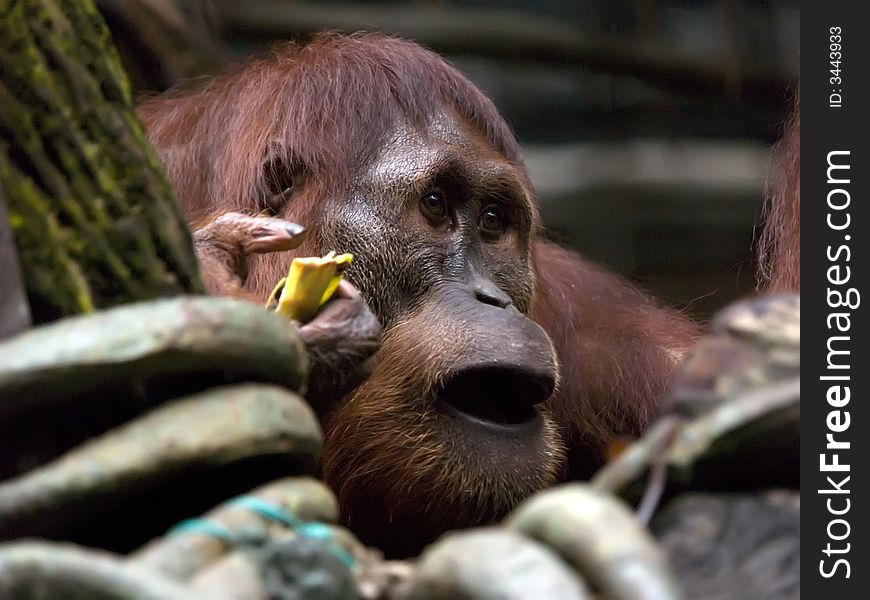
[0,384,321,541]
[401,528,589,600]
[507,485,681,600]
[0,541,200,600]
[652,492,800,600]
[130,477,338,581]
[0,296,309,421]
[260,536,358,600]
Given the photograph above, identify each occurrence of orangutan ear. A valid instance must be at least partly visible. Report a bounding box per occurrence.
[259,150,308,216]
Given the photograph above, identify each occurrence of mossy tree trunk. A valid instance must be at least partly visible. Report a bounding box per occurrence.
[0,0,204,324]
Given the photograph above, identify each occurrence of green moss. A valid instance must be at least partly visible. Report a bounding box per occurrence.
[0,0,204,323]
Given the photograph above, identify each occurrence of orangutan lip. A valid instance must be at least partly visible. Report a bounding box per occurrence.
[435,365,551,431]
[440,400,545,435]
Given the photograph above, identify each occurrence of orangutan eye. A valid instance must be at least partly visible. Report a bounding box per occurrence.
[479,205,505,239]
[265,187,293,215]
[420,190,449,223]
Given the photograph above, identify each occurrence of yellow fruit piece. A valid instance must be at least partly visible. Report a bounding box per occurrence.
[266,252,353,322]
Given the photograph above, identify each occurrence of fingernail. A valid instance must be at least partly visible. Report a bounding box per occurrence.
[286,223,305,236]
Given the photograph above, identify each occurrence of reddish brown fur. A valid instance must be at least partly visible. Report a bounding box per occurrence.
[321,298,565,552]
[138,33,699,552]
[137,33,522,243]
[138,33,530,304]
[758,90,800,292]
[531,242,698,476]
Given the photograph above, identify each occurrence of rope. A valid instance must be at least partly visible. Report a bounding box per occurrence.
[168,495,356,568]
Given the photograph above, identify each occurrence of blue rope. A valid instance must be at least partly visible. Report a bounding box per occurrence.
[168,518,235,543]
[169,496,356,568]
[230,495,304,528]
[296,522,356,568]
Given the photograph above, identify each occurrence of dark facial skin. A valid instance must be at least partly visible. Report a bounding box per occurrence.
[191,109,564,557]
[314,111,564,556]
[319,113,536,325]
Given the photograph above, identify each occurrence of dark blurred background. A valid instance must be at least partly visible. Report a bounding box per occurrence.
[99,0,800,318]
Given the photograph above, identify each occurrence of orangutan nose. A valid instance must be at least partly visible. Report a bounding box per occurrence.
[472,279,512,309]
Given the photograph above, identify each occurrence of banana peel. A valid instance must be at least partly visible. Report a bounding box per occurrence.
[266,252,353,323]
